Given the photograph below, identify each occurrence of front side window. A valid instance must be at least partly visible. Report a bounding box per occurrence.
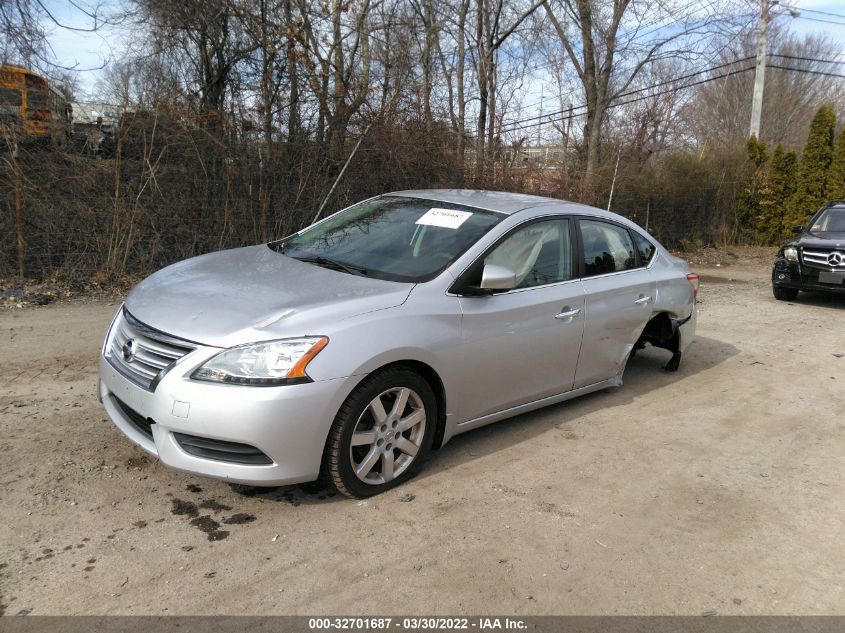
[484,218,572,288]
[278,196,502,282]
[580,219,637,277]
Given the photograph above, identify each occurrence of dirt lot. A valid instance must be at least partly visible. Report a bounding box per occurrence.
[1,250,844,616]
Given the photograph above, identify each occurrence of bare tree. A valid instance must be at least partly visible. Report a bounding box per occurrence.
[0,0,49,67]
[542,0,730,198]
[472,0,545,182]
[436,0,471,166]
[293,0,373,158]
[137,0,251,117]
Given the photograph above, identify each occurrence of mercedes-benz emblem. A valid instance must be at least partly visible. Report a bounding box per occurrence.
[827,252,844,267]
[122,338,138,362]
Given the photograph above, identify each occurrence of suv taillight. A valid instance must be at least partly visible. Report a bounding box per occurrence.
[686,273,700,298]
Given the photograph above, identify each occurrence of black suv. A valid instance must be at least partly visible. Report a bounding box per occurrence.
[772,200,845,301]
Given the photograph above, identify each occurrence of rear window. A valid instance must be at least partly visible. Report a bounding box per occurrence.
[633,231,656,264]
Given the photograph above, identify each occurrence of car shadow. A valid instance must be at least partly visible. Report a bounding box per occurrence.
[418,334,739,481]
[228,478,341,505]
[231,335,738,505]
[784,290,845,310]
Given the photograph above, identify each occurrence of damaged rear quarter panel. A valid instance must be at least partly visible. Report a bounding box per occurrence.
[649,251,697,355]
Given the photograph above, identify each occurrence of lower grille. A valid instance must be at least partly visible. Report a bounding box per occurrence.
[113,397,154,440]
[173,433,273,465]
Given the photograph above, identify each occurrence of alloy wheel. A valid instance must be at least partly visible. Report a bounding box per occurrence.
[349,387,427,484]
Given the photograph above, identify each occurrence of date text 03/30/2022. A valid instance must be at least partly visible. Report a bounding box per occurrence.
[307,617,528,630]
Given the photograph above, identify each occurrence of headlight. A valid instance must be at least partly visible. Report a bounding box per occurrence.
[102,305,124,356]
[191,337,328,386]
[783,246,799,262]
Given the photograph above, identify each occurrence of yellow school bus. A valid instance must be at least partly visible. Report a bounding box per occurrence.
[0,64,71,147]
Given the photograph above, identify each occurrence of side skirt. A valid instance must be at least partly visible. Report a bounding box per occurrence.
[449,376,622,439]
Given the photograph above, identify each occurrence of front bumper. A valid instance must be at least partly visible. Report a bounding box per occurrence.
[99,352,357,486]
[772,259,845,294]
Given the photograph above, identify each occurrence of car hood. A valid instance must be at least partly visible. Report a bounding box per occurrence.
[796,232,845,249]
[124,245,413,347]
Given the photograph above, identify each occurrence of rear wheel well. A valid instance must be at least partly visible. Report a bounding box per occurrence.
[638,312,675,346]
[635,312,681,371]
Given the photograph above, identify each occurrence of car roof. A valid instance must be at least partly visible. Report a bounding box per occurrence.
[389,189,563,215]
[388,188,642,226]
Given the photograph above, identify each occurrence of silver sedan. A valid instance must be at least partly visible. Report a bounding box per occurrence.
[98,190,698,497]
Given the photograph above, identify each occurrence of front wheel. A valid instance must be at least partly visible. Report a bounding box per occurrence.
[325,367,437,498]
[773,285,799,301]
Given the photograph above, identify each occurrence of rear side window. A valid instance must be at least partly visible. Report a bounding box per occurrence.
[633,231,656,264]
[579,220,637,277]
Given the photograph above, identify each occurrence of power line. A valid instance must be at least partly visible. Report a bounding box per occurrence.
[792,6,845,20]
[498,66,756,135]
[495,57,755,133]
[767,64,845,78]
[498,61,845,137]
[492,53,845,137]
[792,15,845,27]
[770,53,845,65]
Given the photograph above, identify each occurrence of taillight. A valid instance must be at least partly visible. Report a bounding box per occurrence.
[686,273,700,298]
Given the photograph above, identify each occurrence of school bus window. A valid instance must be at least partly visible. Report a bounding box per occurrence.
[28,91,48,111]
[0,87,22,106]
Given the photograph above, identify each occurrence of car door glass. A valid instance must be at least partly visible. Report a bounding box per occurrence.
[485,219,571,288]
[633,231,656,265]
[580,220,637,277]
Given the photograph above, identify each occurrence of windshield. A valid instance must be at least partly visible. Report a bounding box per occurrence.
[810,207,845,233]
[277,196,503,282]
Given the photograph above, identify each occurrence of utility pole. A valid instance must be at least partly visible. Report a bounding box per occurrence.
[536,87,543,149]
[607,150,621,211]
[311,123,373,225]
[749,0,772,139]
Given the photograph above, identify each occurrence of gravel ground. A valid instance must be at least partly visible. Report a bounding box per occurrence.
[1,254,843,616]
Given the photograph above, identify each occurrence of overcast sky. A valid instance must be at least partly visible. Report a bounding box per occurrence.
[42,0,845,101]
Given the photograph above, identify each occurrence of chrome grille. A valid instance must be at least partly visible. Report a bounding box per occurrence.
[106,309,195,390]
[802,248,845,271]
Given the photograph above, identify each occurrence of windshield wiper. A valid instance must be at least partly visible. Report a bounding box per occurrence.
[293,255,369,276]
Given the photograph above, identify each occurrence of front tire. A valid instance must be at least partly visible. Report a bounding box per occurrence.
[773,285,799,301]
[325,367,437,498]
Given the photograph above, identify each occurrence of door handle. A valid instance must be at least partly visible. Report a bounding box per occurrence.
[555,307,581,320]
[634,296,653,305]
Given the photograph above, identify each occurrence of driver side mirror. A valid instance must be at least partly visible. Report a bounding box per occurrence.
[459,264,517,296]
[480,264,516,291]
[791,225,804,235]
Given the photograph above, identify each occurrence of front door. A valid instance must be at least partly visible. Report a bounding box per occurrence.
[456,217,586,422]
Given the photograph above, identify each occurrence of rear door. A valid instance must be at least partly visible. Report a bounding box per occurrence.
[456,217,586,422]
[574,218,656,389]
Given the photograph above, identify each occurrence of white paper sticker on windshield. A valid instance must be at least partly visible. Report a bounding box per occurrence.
[416,208,473,229]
